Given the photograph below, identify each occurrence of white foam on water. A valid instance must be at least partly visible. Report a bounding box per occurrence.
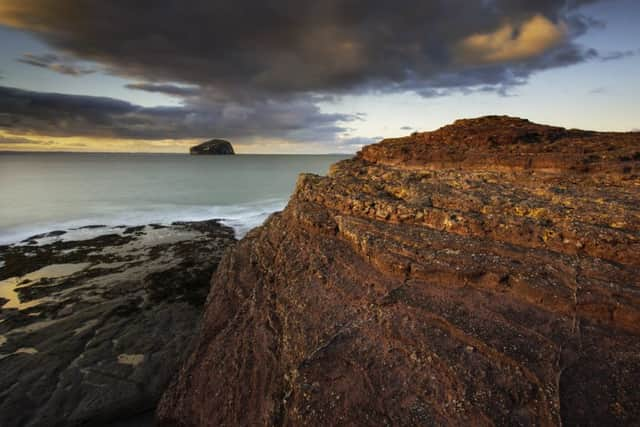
[0,153,347,247]
[0,198,287,245]
[216,199,287,237]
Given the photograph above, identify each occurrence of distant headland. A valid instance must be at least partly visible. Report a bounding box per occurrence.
[190,139,235,155]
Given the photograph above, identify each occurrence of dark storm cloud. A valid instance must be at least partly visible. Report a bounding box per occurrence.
[0,0,622,142]
[18,53,96,76]
[0,0,611,95]
[0,86,354,141]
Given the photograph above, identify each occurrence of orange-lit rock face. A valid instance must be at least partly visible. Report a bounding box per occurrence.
[158,116,640,426]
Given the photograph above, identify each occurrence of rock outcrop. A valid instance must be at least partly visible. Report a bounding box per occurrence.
[158,116,640,426]
[0,220,236,427]
[190,139,235,155]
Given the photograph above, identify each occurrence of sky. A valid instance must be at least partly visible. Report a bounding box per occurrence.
[0,0,638,153]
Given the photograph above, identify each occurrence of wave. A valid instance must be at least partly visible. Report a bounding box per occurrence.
[0,198,287,245]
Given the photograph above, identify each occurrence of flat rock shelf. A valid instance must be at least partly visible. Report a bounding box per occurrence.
[0,220,236,427]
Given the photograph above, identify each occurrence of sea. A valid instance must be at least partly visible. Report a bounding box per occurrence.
[0,152,349,245]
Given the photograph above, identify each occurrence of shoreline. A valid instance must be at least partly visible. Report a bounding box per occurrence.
[0,219,237,427]
[158,116,640,425]
[0,153,346,247]
[0,198,287,246]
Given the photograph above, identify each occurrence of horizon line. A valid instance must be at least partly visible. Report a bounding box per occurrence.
[0,150,354,155]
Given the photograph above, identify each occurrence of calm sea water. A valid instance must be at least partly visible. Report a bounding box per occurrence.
[0,152,349,244]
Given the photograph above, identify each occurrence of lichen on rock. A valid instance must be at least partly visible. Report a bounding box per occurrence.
[158,116,640,426]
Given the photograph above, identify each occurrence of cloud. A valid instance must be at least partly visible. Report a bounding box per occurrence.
[125,82,200,97]
[18,53,96,76]
[0,0,624,146]
[458,15,566,64]
[0,0,608,97]
[599,49,637,62]
[0,85,355,142]
[400,126,413,131]
[0,133,92,151]
[0,135,54,145]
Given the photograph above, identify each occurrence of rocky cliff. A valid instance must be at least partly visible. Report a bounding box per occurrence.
[158,116,640,426]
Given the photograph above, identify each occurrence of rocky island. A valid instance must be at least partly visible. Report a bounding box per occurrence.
[189,139,235,155]
[158,117,640,426]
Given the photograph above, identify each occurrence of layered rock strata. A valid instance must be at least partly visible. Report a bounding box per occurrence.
[158,117,640,426]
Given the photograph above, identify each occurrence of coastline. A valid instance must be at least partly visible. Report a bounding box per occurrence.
[0,152,348,246]
[158,117,640,425]
[0,201,285,246]
[2,117,639,425]
[0,219,236,427]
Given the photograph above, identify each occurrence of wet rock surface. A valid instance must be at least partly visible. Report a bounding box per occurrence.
[158,117,640,426]
[0,220,235,427]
